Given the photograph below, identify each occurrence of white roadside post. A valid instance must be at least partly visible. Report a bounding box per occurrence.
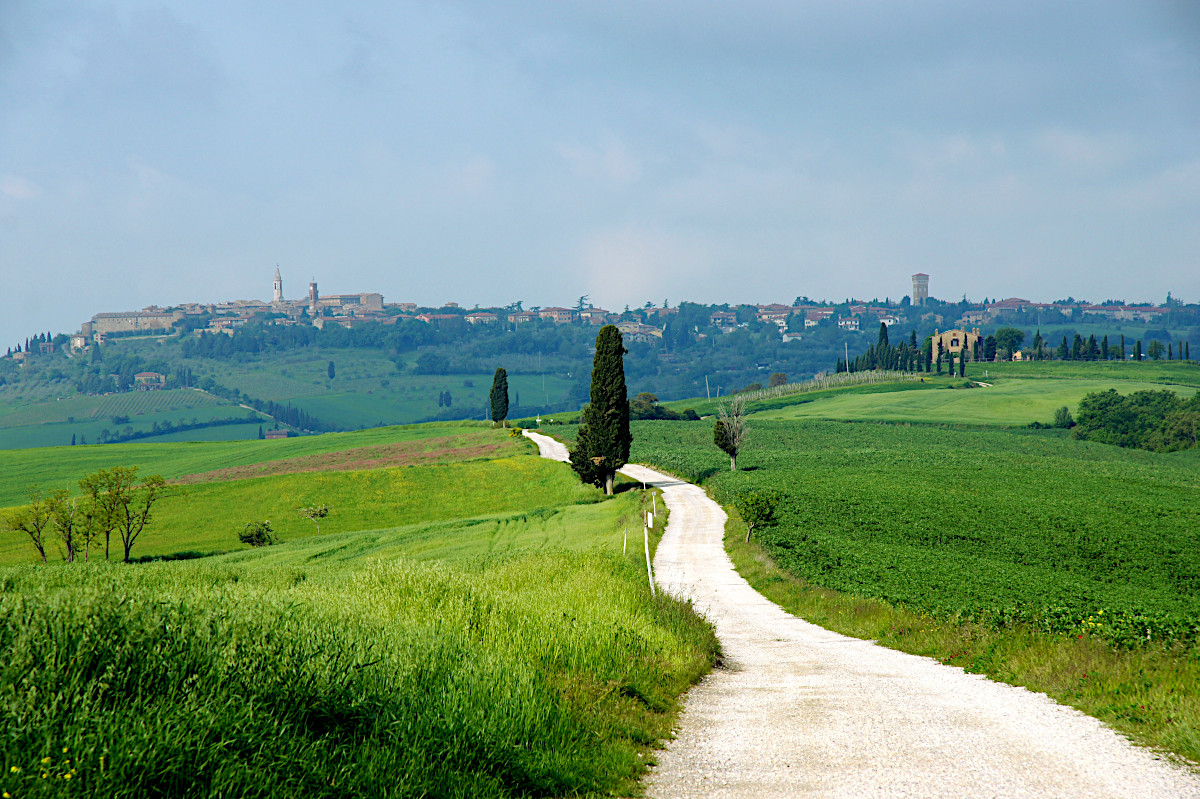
[644,518,656,597]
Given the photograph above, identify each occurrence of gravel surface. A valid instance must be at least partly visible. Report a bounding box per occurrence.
[523,431,1200,798]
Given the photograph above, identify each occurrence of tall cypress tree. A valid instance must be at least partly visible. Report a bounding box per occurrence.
[490,367,509,427]
[570,325,632,495]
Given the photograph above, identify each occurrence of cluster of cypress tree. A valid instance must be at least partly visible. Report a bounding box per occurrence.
[838,324,943,374]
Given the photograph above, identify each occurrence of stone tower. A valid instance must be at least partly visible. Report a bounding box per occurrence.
[912,273,929,306]
[308,280,318,315]
[273,266,283,303]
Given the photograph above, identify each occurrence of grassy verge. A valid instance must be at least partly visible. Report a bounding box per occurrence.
[0,548,717,798]
[724,522,1200,766]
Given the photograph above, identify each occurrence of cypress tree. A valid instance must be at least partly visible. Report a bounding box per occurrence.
[1187,341,1191,361]
[490,367,509,427]
[570,325,631,495]
[1102,335,1109,360]
[1119,334,1126,360]
[958,349,966,377]
[1058,336,1069,360]
[1135,340,1143,361]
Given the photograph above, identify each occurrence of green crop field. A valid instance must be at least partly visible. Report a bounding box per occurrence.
[192,349,577,428]
[0,388,262,450]
[0,422,502,508]
[978,359,1200,386]
[625,419,1200,645]
[0,422,716,798]
[754,377,1197,426]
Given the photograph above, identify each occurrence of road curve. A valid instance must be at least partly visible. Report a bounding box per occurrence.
[522,431,1200,798]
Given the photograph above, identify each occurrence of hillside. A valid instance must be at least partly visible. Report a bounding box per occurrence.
[0,422,718,797]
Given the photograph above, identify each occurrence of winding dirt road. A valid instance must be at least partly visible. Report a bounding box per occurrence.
[522,431,1200,798]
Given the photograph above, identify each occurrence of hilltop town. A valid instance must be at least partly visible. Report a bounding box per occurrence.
[13,270,1187,359]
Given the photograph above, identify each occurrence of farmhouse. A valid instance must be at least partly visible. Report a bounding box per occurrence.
[931,328,983,356]
[134,372,166,390]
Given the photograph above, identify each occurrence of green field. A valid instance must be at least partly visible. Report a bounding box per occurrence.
[195,350,578,428]
[0,422,715,798]
[754,377,1197,426]
[624,418,1200,644]
[0,388,261,449]
[0,422,500,508]
[977,359,1200,386]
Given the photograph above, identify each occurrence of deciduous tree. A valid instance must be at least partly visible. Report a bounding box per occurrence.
[5,488,52,562]
[299,504,330,534]
[713,395,749,471]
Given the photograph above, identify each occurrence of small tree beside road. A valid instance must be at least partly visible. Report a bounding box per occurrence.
[734,490,781,542]
[713,395,748,471]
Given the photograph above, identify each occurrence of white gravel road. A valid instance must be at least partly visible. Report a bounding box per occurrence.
[522,431,1200,798]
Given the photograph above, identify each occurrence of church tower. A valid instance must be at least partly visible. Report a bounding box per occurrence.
[273,266,283,303]
[308,279,318,315]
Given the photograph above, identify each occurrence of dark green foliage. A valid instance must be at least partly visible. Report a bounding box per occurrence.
[1073,388,1200,451]
[490,367,509,425]
[630,393,695,421]
[994,327,1025,359]
[239,520,277,546]
[733,490,781,541]
[327,360,335,380]
[570,326,631,493]
[1052,406,1074,428]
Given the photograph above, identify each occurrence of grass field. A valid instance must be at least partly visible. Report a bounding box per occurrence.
[754,377,1197,426]
[194,349,578,428]
[0,422,502,508]
[0,421,715,797]
[0,388,261,450]
[977,359,1200,386]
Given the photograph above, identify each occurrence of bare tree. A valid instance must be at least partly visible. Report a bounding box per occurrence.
[714,395,749,471]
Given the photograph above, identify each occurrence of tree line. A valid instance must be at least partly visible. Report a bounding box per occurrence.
[4,467,169,563]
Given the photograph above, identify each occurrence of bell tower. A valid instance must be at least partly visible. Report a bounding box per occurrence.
[273,266,283,303]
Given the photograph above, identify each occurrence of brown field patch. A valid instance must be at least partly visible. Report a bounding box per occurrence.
[174,434,522,484]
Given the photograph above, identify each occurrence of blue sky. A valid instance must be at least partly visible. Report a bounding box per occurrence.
[2,1,1198,346]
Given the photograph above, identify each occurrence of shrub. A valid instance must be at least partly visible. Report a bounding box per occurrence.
[238,520,277,547]
[1052,406,1075,428]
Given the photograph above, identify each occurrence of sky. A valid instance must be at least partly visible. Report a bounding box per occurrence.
[2,1,1199,346]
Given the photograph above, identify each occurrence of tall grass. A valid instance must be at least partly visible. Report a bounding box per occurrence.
[0,548,717,798]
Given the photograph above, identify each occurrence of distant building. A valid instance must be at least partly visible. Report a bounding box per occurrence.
[931,328,983,358]
[615,322,663,343]
[83,310,184,337]
[464,312,498,324]
[273,267,283,302]
[912,273,929,306]
[538,307,575,324]
[265,429,290,440]
[134,372,166,391]
[837,318,860,331]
